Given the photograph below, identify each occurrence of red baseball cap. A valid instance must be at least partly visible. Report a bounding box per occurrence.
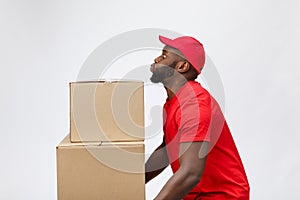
[159,35,205,74]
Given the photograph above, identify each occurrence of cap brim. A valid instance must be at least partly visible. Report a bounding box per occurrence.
[159,35,177,48]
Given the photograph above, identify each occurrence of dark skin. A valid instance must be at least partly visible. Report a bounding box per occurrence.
[145,139,169,183]
[146,46,209,200]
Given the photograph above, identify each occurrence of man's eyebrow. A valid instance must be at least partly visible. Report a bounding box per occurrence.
[162,49,167,54]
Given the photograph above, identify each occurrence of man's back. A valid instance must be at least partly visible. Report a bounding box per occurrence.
[163,81,250,199]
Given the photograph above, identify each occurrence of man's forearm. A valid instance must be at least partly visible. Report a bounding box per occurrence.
[145,142,169,183]
[154,168,201,200]
[154,142,208,199]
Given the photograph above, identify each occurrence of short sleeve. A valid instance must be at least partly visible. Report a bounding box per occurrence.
[175,90,212,143]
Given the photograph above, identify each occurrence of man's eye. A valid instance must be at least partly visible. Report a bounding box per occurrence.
[162,55,166,59]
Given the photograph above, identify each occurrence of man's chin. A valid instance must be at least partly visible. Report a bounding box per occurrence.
[150,76,161,83]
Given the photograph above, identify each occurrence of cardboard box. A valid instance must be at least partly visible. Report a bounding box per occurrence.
[56,135,145,200]
[70,81,144,142]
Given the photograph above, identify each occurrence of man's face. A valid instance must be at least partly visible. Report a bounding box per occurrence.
[150,46,183,83]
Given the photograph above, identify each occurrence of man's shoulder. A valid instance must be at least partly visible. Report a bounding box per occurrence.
[186,81,211,97]
[174,81,212,107]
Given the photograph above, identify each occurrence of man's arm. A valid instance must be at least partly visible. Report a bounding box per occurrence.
[154,141,209,200]
[145,140,169,183]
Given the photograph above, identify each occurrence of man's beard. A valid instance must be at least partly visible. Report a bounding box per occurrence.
[150,62,176,83]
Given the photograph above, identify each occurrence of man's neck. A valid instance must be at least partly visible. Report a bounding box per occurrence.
[163,78,189,100]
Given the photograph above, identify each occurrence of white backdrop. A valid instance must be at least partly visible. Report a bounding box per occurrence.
[1,0,300,199]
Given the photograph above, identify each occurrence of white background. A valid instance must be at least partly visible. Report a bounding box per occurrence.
[1,0,300,199]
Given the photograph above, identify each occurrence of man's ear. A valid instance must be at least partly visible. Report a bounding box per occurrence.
[176,61,190,73]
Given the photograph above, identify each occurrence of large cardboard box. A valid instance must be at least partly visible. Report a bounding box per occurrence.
[70,81,144,142]
[56,135,145,200]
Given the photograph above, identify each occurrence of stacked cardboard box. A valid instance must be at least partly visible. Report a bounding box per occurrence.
[56,81,145,200]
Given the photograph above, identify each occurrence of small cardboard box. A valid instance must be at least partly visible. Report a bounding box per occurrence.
[56,135,145,200]
[70,80,144,142]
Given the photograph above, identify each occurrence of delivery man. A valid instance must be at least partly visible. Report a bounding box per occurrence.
[145,35,250,200]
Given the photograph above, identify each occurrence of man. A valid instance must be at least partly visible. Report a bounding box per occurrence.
[145,35,250,200]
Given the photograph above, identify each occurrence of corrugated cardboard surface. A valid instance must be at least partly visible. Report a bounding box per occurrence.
[70,81,144,142]
[56,135,145,200]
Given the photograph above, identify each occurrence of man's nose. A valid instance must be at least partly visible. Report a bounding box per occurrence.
[154,56,160,63]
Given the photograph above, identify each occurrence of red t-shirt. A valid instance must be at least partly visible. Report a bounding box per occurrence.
[163,81,250,200]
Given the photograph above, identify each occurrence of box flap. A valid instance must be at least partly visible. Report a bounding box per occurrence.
[57,134,102,147]
[57,134,144,148]
[70,79,143,84]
